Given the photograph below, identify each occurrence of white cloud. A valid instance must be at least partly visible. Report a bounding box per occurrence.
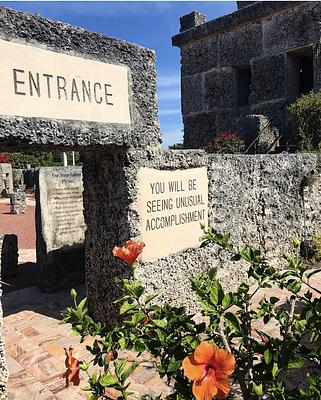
[157,74,180,88]
[157,87,181,101]
[159,108,181,116]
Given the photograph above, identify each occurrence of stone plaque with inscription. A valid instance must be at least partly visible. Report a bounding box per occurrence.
[0,38,130,124]
[137,167,208,262]
[35,167,86,289]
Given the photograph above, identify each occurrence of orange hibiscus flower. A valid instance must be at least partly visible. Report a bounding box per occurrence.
[112,240,145,265]
[183,342,235,400]
[61,347,80,388]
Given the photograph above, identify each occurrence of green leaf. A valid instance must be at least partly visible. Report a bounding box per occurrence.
[224,312,240,332]
[115,359,128,375]
[99,374,118,387]
[208,267,218,280]
[156,329,166,343]
[210,281,224,305]
[288,356,305,369]
[144,294,157,304]
[152,319,167,328]
[80,361,89,371]
[252,382,263,397]
[78,297,87,310]
[272,362,280,377]
[264,349,272,365]
[118,337,129,349]
[167,357,181,373]
[222,293,231,309]
[292,239,301,248]
[120,301,137,315]
[121,363,138,381]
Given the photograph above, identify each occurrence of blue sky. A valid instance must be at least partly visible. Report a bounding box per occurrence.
[0,1,237,147]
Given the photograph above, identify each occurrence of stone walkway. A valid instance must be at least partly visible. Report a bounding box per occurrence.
[2,285,171,400]
[2,274,321,399]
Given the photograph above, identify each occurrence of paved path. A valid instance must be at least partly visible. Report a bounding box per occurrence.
[2,285,171,400]
[0,196,36,250]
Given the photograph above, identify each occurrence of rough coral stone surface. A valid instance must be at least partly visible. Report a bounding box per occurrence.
[0,6,161,152]
[173,1,321,149]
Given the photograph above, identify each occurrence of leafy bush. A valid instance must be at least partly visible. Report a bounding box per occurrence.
[168,143,184,150]
[204,131,245,154]
[288,91,321,152]
[62,229,321,400]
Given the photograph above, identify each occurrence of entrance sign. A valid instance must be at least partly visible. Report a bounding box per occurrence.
[0,39,130,123]
[137,167,208,261]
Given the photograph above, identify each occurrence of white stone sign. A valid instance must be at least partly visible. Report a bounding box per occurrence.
[0,38,130,123]
[38,167,86,252]
[137,167,208,262]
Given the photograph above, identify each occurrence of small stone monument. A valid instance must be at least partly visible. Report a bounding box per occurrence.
[10,192,27,214]
[0,234,18,279]
[36,167,86,289]
[0,163,13,197]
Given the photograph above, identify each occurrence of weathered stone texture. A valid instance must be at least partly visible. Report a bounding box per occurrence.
[183,112,218,149]
[219,22,262,67]
[10,192,27,214]
[250,55,286,103]
[208,153,320,264]
[173,1,321,150]
[204,67,234,110]
[0,6,161,151]
[138,153,321,313]
[35,167,86,290]
[181,38,220,76]
[180,11,206,32]
[262,2,321,56]
[181,74,204,115]
[0,164,13,197]
[0,235,18,279]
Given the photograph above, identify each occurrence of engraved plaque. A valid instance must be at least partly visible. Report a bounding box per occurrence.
[137,167,208,262]
[0,39,130,123]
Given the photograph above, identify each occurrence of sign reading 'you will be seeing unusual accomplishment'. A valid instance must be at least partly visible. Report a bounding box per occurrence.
[138,167,208,262]
[0,38,131,123]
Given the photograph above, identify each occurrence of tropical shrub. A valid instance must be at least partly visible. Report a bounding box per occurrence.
[62,229,321,400]
[204,131,245,154]
[288,90,321,152]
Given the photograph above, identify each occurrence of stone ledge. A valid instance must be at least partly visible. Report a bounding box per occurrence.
[172,1,306,47]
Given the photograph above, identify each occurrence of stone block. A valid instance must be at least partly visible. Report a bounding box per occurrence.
[250,99,287,136]
[0,6,161,152]
[237,1,257,10]
[241,114,279,153]
[35,167,85,290]
[204,67,233,110]
[10,192,27,214]
[181,36,220,76]
[250,55,286,103]
[181,74,204,115]
[263,2,321,56]
[0,234,18,279]
[183,111,218,148]
[180,11,206,32]
[0,164,13,198]
[219,21,263,67]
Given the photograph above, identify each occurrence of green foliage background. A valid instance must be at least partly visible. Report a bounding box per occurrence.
[3,152,82,168]
[288,91,321,152]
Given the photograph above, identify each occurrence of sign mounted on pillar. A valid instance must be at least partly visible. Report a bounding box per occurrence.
[137,167,208,262]
[0,38,130,124]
